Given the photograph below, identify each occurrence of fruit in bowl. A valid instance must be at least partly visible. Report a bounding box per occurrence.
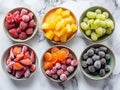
[1,44,37,80]
[80,44,115,80]
[41,46,78,82]
[80,6,115,42]
[42,7,78,43]
[4,7,38,42]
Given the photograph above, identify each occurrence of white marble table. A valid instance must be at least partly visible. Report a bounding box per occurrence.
[0,0,120,90]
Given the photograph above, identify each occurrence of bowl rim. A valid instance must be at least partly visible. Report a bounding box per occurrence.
[1,43,38,80]
[3,7,39,42]
[79,6,115,43]
[41,6,78,44]
[40,45,79,82]
[79,43,115,80]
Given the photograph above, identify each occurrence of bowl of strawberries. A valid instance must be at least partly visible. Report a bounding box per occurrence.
[41,45,78,82]
[1,43,38,80]
[3,7,38,42]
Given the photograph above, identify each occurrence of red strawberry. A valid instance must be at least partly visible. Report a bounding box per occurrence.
[28,12,33,20]
[15,15,22,23]
[21,46,28,55]
[24,68,30,78]
[6,61,15,73]
[19,21,28,30]
[20,59,32,66]
[29,20,36,28]
[30,51,35,63]
[6,13,14,23]
[6,56,12,65]
[16,27,22,34]
[25,51,30,56]
[13,62,24,70]
[14,54,24,62]
[13,47,22,56]
[5,22,15,29]
[26,28,33,35]
[9,28,18,38]
[12,70,16,76]
[30,64,36,72]
[22,15,30,22]
[19,32,27,40]
[10,47,14,59]
[20,9,28,16]
[13,10,20,17]
[15,69,25,78]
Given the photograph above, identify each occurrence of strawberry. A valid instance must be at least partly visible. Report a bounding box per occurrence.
[6,13,14,23]
[9,28,18,38]
[13,62,24,70]
[30,51,35,63]
[13,47,22,56]
[15,69,25,78]
[14,54,24,62]
[22,15,30,22]
[16,27,22,34]
[28,12,33,20]
[15,15,22,23]
[19,21,28,30]
[21,46,28,54]
[20,59,32,66]
[24,68,30,78]
[26,28,33,35]
[5,22,15,29]
[30,64,36,72]
[29,19,36,28]
[6,56,12,65]
[13,10,20,17]
[19,32,27,40]
[6,61,15,73]
[25,51,30,56]
[20,9,28,16]
[12,70,16,76]
[10,47,14,59]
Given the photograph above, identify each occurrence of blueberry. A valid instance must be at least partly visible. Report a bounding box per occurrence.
[95,48,100,54]
[92,55,100,61]
[105,54,111,60]
[84,68,90,74]
[94,60,101,70]
[86,58,93,65]
[98,51,105,58]
[83,53,89,60]
[87,49,94,56]
[81,61,87,68]
[100,58,106,65]
[105,65,110,72]
[88,65,95,73]
[99,46,107,52]
[99,69,105,77]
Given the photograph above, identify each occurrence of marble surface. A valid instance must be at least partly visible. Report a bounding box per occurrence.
[0,0,120,90]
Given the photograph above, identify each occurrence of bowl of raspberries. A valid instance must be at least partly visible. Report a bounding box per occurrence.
[41,45,78,82]
[1,43,38,80]
[80,44,115,80]
[3,7,38,42]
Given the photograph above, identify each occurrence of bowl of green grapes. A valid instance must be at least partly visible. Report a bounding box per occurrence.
[80,6,115,42]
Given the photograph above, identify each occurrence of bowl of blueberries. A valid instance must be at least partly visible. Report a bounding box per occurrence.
[80,43,115,80]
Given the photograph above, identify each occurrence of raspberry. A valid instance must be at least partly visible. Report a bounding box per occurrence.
[22,15,30,22]
[19,21,28,30]
[28,12,33,20]
[26,28,33,35]
[13,11,20,17]
[29,20,36,28]
[19,32,27,40]
[9,28,18,38]
[6,13,14,23]
[16,27,22,34]
[15,15,22,23]
[60,74,67,81]
[5,22,15,29]
[20,9,28,16]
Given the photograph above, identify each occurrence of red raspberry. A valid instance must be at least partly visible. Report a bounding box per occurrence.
[19,32,27,40]
[5,22,15,29]
[26,28,33,35]
[22,15,30,22]
[19,21,28,30]
[29,20,36,28]
[28,12,33,20]
[15,15,22,23]
[13,11,20,17]
[16,27,22,33]
[6,13,14,23]
[20,9,28,16]
[9,28,18,38]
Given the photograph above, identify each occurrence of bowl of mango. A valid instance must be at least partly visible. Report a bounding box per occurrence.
[42,7,78,44]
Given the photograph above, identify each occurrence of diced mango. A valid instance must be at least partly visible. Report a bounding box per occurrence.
[55,8,63,15]
[54,30,61,37]
[42,22,50,31]
[53,35,60,42]
[71,24,77,32]
[62,10,70,18]
[45,30,54,40]
[66,24,72,33]
[45,12,56,23]
[65,16,75,24]
[60,34,67,42]
[54,15,62,23]
[55,19,67,30]
[59,27,67,36]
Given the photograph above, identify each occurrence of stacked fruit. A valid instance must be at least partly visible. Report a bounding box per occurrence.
[6,45,36,79]
[81,46,111,77]
[80,8,114,41]
[5,8,36,40]
[43,47,78,81]
[42,8,78,42]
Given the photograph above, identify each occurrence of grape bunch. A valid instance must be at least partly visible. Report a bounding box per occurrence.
[80,8,114,41]
[81,46,111,77]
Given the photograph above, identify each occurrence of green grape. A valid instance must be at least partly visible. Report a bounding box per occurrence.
[103,12,109,19]
[86,11,97,19]
[85,30,92,36]
[83,17,89,23]
[93,19,101,29]
[95,27,104,36]
[96,33,101,38]
[80,22,89,30]
[95,9,102,14]
[91,32,98,41]
[106,19,114,29]
[101,21,107,28]
[88,19,94,25]
[106,28,112,34]
[103,28,106,34]
[96,14,105,20]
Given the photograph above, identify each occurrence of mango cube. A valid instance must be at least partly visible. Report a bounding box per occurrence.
[55,19,67,30]
[54,15,62,23]
[45,30,54,40]
[71,24,77,32]
[42,23,50,31]
[66,24,72,33]
[62,10,70,18]
[60,34,67,42]
[59,27,67,36]
[55,8,63,15]
[53,35,60,42]
[65,16,75,24]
